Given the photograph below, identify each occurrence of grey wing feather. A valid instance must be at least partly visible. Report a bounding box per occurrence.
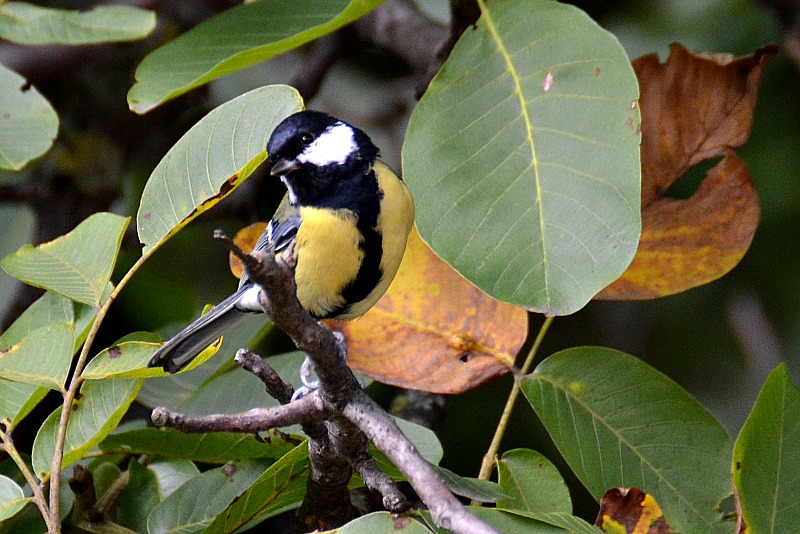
[147,287,252,373]
[242,195,301,286]
[150,195,301,374]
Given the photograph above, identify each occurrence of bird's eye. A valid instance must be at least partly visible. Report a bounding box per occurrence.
[301,133,315,145]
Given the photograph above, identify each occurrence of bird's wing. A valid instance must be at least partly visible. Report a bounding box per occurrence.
[240,194,301,287]
[253,195,299,253]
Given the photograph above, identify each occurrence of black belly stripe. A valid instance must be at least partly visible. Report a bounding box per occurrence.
[312,167,384,319]
[336,222,383,317]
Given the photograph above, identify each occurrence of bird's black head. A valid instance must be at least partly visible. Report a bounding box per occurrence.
[266,110,378,206]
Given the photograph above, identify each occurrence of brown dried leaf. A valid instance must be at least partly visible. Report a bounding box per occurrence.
[327,228,525,394]
[595,487,671,534]
[228,222,267,279]
[599,44,776,300]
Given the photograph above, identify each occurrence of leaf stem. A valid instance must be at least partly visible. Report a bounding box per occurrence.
[0,425,53,532]
[477,315,554,482]
[47,252,150,532]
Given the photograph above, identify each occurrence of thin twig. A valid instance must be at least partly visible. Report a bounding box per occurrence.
[151,393,328,432]
[235,348,295,403]
[477,315,554,482]
[49,251,162,531]
[0,426,53,532]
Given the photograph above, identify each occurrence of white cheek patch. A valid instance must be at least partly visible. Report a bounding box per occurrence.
[297,122,357,166]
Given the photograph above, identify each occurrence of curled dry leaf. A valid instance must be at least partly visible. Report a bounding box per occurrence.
[595,487,671,534]
[327,228,526,394]
[230,224,526,393]
[229,221,267,279]
[598,44,777,300]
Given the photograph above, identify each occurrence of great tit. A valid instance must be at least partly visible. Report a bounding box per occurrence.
[148,110,415,373]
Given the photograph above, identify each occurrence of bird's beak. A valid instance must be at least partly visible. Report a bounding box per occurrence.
[269,158,300,177]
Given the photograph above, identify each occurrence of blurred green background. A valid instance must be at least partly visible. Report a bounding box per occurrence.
[1,0,798,520]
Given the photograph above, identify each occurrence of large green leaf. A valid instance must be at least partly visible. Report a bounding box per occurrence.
[0,65,58,171]
[496,449,600,533]
[127,0,383,113]
[136,85,302,255]
[733,364,800,533]
[1,212,129,306]
[100,427,296,463]
[522,347,731,533]
[0,322,73,391]
[147,458,272,534]
[31,378,142,481]
[0,2,155,45]
[402,0,641,316]
[202,442,309,533]
[0,474,30,522]
[497,448,571,515]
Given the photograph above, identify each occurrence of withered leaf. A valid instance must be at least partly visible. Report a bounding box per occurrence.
[328,228,526,394]
[229,222,267,279]
[598,44,776,300]
[595,487,671,534]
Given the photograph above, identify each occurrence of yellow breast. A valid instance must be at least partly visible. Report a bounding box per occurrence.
[293,161,414,319]
[294,207,364,318]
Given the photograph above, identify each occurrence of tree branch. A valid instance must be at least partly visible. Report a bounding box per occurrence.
[152,393,327,432]
[152,231,499,534]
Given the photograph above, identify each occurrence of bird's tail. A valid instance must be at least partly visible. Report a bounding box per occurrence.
[148,287,253,373]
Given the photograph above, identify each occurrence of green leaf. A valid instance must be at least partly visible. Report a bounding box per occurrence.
[522,347,731,533]
[0,64,58,171]
[31,378,142,481]
[127,0,382,113]
[149,459,200,501]
[402,0,641,316]
[0,379,47,428]
[202,442,309,533]
[1,212,129,306]
[733,364,800,533]
[0,474,30,521]
[338,511,433,533]
[0,322,73,390]
[395,416,443,465]
[136,85,302,255]
[117,459,159,533]
[83,337,223,380]
[0,291,74,350]
[424,507,569,533]
[429,464,506,503]
[82,341,162,380]
[497,448,571,515]
[0,2,155,45]
[99,427,297,463]
[0,291,96,427]
[147,458,272,534]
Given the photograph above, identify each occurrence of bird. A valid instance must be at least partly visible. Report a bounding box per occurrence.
[148,110,415,373]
